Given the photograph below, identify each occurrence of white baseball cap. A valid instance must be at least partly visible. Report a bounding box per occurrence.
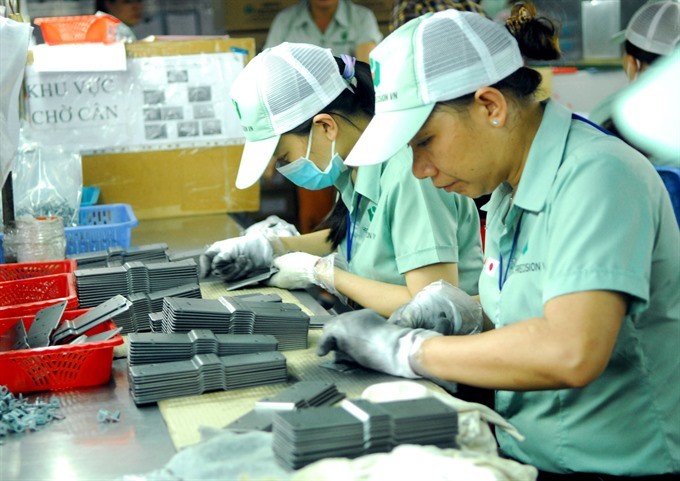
[344,10,523,167]
[612,1,680,56]
[230,43,348,189]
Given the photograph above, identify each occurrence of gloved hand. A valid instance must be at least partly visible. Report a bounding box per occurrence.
[199,233,273,281]
[268,252,318,290]
[269,252,346,302]
[242,215,300,238]
[316,309,441,378]
[388,280,483,335]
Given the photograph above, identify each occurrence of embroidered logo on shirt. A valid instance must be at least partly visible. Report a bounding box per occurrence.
[370,58,381,87]
[231,99,242,120]
[484,257,499,277]
[367,206,376,221]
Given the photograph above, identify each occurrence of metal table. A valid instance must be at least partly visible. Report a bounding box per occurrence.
[0,213,331,481]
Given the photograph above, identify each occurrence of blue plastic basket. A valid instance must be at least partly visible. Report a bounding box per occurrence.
[0,204,138,263]
[81,186,101,206]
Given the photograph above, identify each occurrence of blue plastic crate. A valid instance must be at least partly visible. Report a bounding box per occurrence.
[81,186,101,206]
[0,204,138,263]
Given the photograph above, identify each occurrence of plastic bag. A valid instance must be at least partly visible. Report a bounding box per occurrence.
[12,141,82,226]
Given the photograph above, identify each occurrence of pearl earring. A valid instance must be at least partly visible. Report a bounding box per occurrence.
[491,119,500,127]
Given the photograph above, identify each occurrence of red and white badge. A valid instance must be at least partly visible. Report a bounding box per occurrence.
[484,257,499,277]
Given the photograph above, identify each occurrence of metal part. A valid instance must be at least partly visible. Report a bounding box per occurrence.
[51,295,130,344]
[26,301,67,348]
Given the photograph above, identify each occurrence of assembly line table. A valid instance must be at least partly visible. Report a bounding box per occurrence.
[1,213,459,480]
[0,287,334,481]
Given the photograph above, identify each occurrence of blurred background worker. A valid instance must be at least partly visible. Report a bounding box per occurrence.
[263,0,382,62]
[95,0,144,42]
[589,0,680,168]
[262,0,383,236]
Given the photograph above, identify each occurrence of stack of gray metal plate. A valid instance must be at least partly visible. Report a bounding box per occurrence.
[161,298,232,333]
[68,250,109,268]
[272,406,366,469]
[128,351,287,405]
[69,244,169,268]
[112,285,202,334]
[75,266,129,308]
[271,397,458,470]
[125,261,150,294]
[378,398,458,449]
[148,312,163,332]
[225,381,346,432]
[220,297,310,351]
[127,329,278,365]
[341,399,393,454]
[147,259,199,292]
[123,243,168,263]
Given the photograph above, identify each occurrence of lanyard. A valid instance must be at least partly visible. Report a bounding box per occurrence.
[498,211,523,291]
[345,194,362,263]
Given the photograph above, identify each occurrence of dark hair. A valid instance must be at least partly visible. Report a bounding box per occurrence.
[287,57,375,135]
[288,57,375,248]
[441,2,560,109]
[95,0,110,13]
[625,40,662,66]
[390,0,488,32]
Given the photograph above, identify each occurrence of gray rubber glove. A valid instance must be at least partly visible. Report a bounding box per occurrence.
[388,280,483,335]
[199,233,273,281]
[316,309,441,378]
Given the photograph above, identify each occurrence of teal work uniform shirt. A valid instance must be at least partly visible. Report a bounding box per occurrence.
[479,100,680,475]
[335,145,483,296]
[263,0,383,55]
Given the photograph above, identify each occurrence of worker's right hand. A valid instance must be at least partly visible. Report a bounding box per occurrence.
[387,280,483,335]
[199,233,273,281]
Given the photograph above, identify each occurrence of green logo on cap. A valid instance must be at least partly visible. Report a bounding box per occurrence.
[370,58,381,87]
[232,99,242,119]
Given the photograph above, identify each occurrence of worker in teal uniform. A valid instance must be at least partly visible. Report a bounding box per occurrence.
[263,0,382,62]
[202,42,483,320]
[318,5,680,479]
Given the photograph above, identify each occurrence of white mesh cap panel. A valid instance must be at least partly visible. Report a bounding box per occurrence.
[418,11,523,103]
[262,43,348,134]
[626,1,680,55]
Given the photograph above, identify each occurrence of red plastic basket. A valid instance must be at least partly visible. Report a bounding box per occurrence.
[34,14,120,45]
[0,260,77,282]
[0,273,78,318]
[0,309,123,393]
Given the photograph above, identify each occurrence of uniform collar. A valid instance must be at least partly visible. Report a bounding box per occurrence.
[482,100,571,214]
[292,0,351,29]
[334,148,388,211]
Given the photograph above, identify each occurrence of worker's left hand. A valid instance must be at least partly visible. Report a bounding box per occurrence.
[316,309,441,378]
[242,215,300,238]
[268,252,319,289]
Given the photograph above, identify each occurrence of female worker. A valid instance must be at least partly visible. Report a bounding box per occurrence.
[318,6,679,479]
[202,42,483,318]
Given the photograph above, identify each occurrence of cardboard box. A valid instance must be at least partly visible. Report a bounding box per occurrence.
[82,145,259,220]
[226,0,297,32]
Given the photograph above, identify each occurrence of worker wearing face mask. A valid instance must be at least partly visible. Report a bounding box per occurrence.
[201,43,484,320]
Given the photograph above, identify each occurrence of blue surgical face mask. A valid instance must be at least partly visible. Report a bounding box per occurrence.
[276,127,347,190]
